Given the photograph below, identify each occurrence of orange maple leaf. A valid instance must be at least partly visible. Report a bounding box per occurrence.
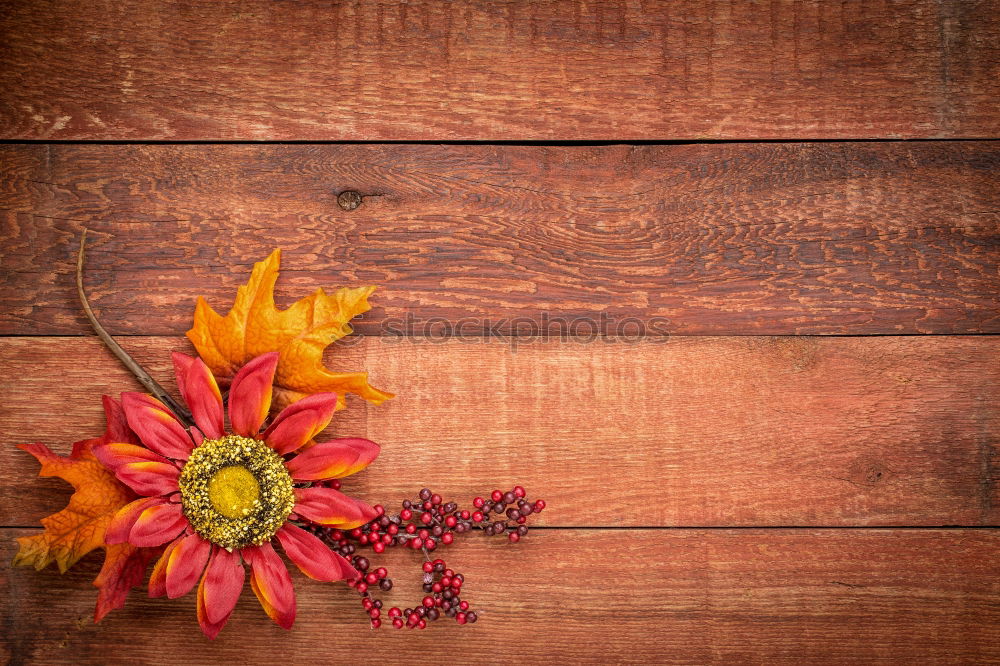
[13,395,153,620]
[186,249,393,412]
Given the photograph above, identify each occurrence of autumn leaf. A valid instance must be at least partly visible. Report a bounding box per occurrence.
[13,395,153,620]
[186,249,393,412]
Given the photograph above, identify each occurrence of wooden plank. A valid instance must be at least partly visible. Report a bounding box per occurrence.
[1,1,998,140]
[2,528,998,663]
[2,336,997,528]
[2,143,998,336]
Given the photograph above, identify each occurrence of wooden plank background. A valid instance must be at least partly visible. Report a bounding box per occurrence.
[2,336,998,528]
[3,528,999,664]
[2,0,1000,663]
[1,0,999,140]
[2,143,999,336]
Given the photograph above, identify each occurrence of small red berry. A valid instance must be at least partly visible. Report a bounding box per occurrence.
[514,485,526,498]
[392,618,403,629]
[400,509,412,521]
[351,528,363,538]
[459,601,469,611]
[472,511,484,522]
[441,533,454,545]
[534,499,546,512]
[356,582,368,593]
[371,618,381,628]
[425,538,437,551]
[491,490,503,502]
[370,608,381,619]
[423,561,434,573]
[373,542,385,553]
[460,510,470,520]
[509,532,520,543]
[387,524,399,535]
[405,524,417,534]
[411,537,424,549]
[456,612,468,624]
[445,515,458,528]
[444,569,454,577]
[366,572,378,584]
[431,494,442,505]
[389,607,402,618]
[440,576,452,587]
[418,619,427,629]
[473,497,485,508]
[421,512,432,524]
[373,504,385,515]
[422,596,435,608]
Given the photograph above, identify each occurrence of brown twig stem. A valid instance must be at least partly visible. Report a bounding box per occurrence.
[76,228,195,427]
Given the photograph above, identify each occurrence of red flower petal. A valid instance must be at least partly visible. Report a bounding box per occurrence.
[93,442,171,472]
[276,523,351,582]
[101,395,140,445]
[202,546,245,625]
[198,546,245,638]
[292,487,379,528]
[261,392,338,455]
[245,543,295,629]
[284,437,380,481]
[149,536,183,598]
[228,352,279,437]
[173,353,225,439]
[112,461,180,497]
[166,533,211,599]
[105,496,169,545]
[129,502,188,547]
[121,392,194,460]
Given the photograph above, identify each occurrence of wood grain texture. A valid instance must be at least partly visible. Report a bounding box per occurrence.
[3,528,998,664]
[2,142,999,336]
[1,0,999,140]
[3,336,997,528]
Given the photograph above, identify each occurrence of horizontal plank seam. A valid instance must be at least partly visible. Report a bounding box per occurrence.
[3,333,1000,340]
[2,138,1000,147]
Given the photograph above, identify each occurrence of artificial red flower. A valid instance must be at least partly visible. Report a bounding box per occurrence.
[93,351,380,638]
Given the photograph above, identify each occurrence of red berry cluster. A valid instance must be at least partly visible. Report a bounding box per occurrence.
[315,485,545,628]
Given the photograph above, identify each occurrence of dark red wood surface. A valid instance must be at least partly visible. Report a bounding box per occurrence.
[2,0,999,663]
[2,143,998,337]
[1,0,998,140]
[3,335,997,529]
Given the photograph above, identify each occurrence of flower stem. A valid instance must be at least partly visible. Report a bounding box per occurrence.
[76,229,195,427]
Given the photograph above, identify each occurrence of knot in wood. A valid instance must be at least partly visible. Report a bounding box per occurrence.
[337,190,363,211]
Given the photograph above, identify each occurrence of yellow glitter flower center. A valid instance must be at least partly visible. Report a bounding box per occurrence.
[178,434,295,549]
[208,466,261,519]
